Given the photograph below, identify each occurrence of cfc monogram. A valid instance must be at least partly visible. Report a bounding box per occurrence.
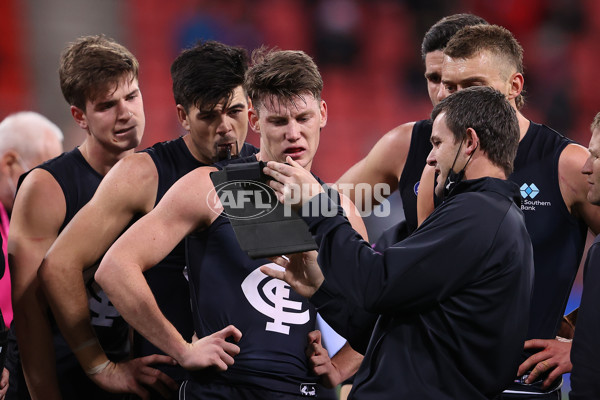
[241,265,310,334]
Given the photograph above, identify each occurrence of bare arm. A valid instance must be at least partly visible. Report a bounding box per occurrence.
[38,154,157,373]
[336,122,414,206]
[560,143,600,234]
[9,169,65,400]
[96,167,241,370]
[37,154,179,397]
[416,165,436,226]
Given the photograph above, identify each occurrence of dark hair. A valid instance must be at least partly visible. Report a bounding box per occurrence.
[421,13,488,60]
[59,35,139,110]
[171,40,249,112]
[444,24,525,109]
[431,86,519,176]
[245,47,323,111]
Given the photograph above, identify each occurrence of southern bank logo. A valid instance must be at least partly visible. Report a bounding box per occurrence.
[520,183,539,199]
[519,183,551,210]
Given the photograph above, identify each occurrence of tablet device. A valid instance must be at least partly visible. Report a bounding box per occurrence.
[209,161,318,259]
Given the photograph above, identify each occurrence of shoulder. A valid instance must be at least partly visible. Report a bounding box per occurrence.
[17,168,65,204]
[12,168,66,232]
[108,152,158,184]
[377,121,417,153]
[559,142,588,169]
[157,166,219,226]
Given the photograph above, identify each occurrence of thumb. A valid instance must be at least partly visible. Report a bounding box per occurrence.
[308,330,322,345]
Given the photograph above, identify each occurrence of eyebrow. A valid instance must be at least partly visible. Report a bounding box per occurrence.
[96,88,139,108]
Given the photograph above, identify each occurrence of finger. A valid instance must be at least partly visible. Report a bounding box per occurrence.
[260,265,286,281]
[221,341,241,357]
[192,332,199,342]
[310,353,329,368]
[268,255,290,269]
[523,339,550,350]
[213,356,230,371]
[140,354,177,366]
[542,368,563,389]
[308,330,322,345]
[216,325,243,342]
[267,172,286,187]
[285,156,302,168]
[136,368,178,396]
[139,366,179,391]
[517,352,549,376]
[306,342,321,358]
[129,384,150,400]
[526,359,555,383]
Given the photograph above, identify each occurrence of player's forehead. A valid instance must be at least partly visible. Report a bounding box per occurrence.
[442,51,502,82]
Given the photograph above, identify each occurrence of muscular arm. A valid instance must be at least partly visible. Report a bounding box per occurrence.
[96,167,240,369]
[336,122,414,206]
[416,165,436,226]
[560,143,600,234]
[9,169,65,400]
[38,154,157,372]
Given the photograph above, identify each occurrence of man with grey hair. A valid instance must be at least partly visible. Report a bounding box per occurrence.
[0,111,63,400]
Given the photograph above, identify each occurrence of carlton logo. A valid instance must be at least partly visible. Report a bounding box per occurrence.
[241,265,310,335]
[207,180,278,220]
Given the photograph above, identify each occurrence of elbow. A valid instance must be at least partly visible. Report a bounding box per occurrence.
[94,257,112,290]
[37,258,54,288]
[95,249,125,292]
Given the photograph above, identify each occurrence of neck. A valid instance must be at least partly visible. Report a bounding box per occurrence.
[78,140,134,176]
[464,156,506,182]
[515,109,530,141]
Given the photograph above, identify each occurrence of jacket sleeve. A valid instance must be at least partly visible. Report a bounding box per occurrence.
[302,192,499,315]
[310,279,378,354]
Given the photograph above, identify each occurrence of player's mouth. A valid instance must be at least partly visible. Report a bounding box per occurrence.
[217,142,238,160]
[114,125,135,135]
[283,147,306,159]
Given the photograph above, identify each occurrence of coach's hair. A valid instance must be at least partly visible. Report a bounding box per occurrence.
[245,47,323,111]
[444,24,525,109]
[171,40,249,112]
[59,35,139,111]
[431,86,519,176]
[421,13,488,60]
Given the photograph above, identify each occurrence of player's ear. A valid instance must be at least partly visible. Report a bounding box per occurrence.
[249,108,260,133]
[70,105,87,129]
[507,72,524,103]
[176,104,190,132]
[319,100,328,129]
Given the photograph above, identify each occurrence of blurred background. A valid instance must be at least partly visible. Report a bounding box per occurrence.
[2,0,599,396]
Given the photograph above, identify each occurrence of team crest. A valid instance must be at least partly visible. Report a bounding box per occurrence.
[241,264,310,335]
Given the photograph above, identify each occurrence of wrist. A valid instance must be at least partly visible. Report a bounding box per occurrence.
[72,337,109,372]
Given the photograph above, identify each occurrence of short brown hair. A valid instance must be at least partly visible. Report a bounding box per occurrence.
[59,35,139,110]
[444,25,525,109]
[431,86,519,176]
[245,47,323,112]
